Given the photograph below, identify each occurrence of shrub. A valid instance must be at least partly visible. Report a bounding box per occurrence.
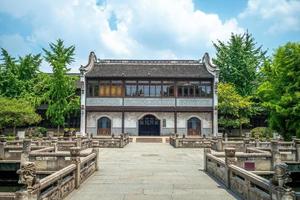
[250,127,273,139]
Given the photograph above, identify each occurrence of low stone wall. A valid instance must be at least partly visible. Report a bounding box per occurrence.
[169,135,211,148]
[91,133,129,148]
[2,147,99,200]
[205,148,296,200]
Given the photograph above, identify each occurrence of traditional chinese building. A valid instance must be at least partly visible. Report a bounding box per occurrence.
[79,52,219,137]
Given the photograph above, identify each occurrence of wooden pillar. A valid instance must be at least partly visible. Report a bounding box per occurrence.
[122,112,125,133]
[174,111,177,134]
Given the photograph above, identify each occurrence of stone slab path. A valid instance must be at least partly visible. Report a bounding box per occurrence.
[66,143,238,200]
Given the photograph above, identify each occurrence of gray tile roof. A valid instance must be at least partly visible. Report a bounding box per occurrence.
[85,60,213,78]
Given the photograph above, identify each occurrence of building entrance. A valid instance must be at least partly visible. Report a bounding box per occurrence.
[138,115,160,136]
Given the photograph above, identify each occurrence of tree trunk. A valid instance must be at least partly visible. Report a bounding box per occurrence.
[57,125,60,134]
[13,125,16,135]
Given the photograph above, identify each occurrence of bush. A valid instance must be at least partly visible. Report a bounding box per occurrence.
[35,127,47,137]
[250,127,273,139]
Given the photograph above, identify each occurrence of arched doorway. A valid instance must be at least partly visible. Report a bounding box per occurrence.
[97,117,111,136]
[187,117,201,136]
[138,115,160,136]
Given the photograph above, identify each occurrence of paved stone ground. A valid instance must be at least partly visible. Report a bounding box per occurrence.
[67,143,238,200]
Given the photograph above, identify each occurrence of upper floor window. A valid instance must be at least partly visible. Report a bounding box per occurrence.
[111,80,122,96]
[87,80,99,97]
[125,81,137,96]
[177,81,212,97]
[99,80,110,96]
[162,81,174,97]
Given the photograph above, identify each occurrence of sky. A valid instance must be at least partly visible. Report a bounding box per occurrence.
[0,0,299,72]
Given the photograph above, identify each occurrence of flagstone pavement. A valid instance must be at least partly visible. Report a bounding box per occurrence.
[66,143,238,200]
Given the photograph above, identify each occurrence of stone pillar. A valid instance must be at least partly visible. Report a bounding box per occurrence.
[92,148,99,171]
[79,73,86,136]
[0,141,6,160]
[224,133,228,142]
[271,140,281,168]
[203,148,211,171]
[224,148,236,188]
[243,137,250,152]
[119,134,124,148]
[293,139,300,161]
[272,163,296,200]
[51,139,58,152]
[216,135,223,151]
[21,139,31,164]
[76,135,82,148]
[70,147,81,189]
[175,134,179,148]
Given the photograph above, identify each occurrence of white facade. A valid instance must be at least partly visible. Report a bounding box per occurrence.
[80,52,219,137]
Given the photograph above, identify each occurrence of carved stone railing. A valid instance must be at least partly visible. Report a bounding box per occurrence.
[91,133,129,148]
[205,148,296,200]
[169,135,211,148]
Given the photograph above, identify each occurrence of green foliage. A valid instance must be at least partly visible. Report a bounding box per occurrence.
[0,48,42,98]
[250,127,273,139]
[218,83,255,134]
[0,97,41,133]
[43,39,77,129]
[213,32,266,96]
[35,127,48,137]
[257,42,300,140]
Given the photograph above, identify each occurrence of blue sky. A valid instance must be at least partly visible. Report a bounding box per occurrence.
[0,0,299,72]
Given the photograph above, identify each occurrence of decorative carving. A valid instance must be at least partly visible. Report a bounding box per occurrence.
[79,51,97,74]
[17,162,37,190]
[70,147,81,158]
[272,163,292,187]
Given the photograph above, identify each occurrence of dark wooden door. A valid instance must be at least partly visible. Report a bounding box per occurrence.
[97,117,111,136]
[187,117,201,136]
[139,115,160,136]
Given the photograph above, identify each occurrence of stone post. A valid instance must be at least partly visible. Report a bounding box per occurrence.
[51,139,58,152]
[216,135,223,151]
[92,148,99,171]
[21,139,31,164]
[0,141,6,160]
[224,133,228,142]
[243,137,250,152]
[175,134,179,148]
[271,163,296,200]
[224,148,236,188]
[203,148,211,171]
[70,147,81,189]
[271,140,281,169]
[293,139,300,162]
[119,134,124,148]
[76,135,82,148]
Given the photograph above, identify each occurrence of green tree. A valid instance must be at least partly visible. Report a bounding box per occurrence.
[213,32,267,96]
[0,48,42,98]
[43,39,77,132]
[218,83,255,134]
[257,42,300,140]
[0,97,41,134]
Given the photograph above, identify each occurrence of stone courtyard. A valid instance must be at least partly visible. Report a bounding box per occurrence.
[66,143,237,200]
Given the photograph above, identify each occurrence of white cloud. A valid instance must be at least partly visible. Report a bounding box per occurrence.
[239,0,300,33]
[0,0,244,72]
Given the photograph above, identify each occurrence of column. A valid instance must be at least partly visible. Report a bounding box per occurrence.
[70,147,81,189]
[174,112,177,134]
[224,148,236,188]
[80,73,86,136]
[213,77,219,137]
[21,139,31,164]
[122,111,125,133]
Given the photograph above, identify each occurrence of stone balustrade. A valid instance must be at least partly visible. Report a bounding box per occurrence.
[91,133,129,148]
[205,148,296,200]
[169,134,211,148]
